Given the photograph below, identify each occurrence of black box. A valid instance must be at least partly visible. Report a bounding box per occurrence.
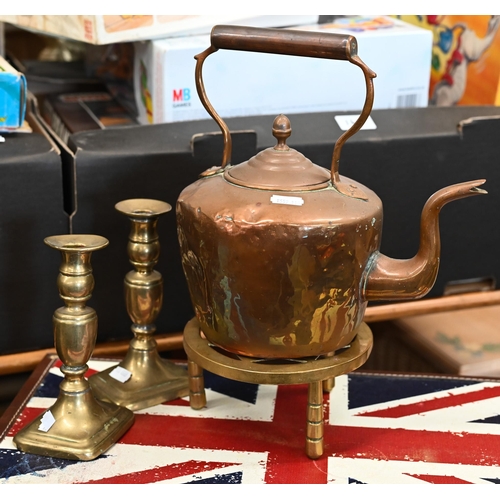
[0,107,67,355]
[62,105,500,344]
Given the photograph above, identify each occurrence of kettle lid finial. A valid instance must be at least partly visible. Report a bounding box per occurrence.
[223,115,331,192]
[273,115,291,151]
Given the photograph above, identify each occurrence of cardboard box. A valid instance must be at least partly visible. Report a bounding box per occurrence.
[362,321,449,374]
[394,306,500,376]
[47,105,500,344]
[133,15,432,125]
[396,15,500,106]
[0,97,68,355]
[0,15,319,45]
[0,55,26,130]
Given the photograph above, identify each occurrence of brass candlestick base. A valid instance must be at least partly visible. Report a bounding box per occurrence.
[90,335,189,410]
[14,235,134,461]
[183,317,373,460]
[13,382,134,461]
[90,199,188,411]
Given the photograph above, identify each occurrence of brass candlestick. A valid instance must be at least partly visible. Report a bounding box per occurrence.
[89,199,188,410]
[13,234,134,461]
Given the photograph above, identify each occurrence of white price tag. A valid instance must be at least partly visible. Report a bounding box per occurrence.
[270,195,304,206]
[38,410,56,432]
[109,366,132,383]
[335,115,377,131]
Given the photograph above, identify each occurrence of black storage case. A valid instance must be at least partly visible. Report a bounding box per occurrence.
[65,105,500,344]
[0,117,67,354]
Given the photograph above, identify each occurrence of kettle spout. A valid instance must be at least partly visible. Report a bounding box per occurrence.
[363,179,487,301]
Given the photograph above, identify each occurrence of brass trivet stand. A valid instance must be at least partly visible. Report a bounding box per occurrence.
[183,318,373,460]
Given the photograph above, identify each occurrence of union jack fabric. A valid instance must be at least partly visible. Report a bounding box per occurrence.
[1,357,500,484]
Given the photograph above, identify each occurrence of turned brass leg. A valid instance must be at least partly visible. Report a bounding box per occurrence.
[305,380,324,459]
[322,377,335,392]
[188,359,207,410]
[322,352,335,392]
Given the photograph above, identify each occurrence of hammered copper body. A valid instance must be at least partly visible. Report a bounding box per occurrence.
[178,117,382,358]
[176,25,487,359]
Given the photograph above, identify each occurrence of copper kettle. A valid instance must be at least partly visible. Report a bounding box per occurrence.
[176,25,486,359]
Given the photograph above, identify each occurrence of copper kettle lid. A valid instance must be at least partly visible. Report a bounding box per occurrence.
[224,115,330,191]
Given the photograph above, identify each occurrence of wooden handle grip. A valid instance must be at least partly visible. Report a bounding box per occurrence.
[211,25,356,60]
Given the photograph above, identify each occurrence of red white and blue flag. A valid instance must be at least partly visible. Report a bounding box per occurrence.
[1,358,500,484]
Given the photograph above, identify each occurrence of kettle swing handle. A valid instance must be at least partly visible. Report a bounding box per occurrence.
[195,25,376,198]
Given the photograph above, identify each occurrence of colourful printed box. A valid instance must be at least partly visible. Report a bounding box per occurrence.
[396,15,500,106]
[0,15,318,45]
[0,55,26,130]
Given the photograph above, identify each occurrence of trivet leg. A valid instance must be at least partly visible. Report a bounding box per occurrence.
[187,359,206,410]
[322,377,335,392]
[306,380,324,459]
[322,352,335,392]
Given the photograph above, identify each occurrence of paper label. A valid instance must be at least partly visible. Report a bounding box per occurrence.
[109,366,132,383]
[270,195,304,206]
[335,114,377,131]
[38,410,56,432]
